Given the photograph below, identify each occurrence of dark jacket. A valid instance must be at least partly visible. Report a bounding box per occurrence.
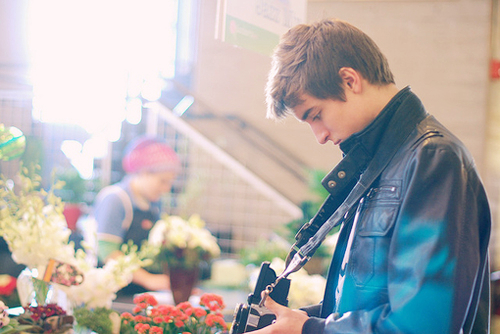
[302,87,491,334]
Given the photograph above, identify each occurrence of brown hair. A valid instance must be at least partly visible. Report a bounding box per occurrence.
[266,19,395,119]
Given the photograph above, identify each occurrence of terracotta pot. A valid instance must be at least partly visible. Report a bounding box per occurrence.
[168,267,198,305]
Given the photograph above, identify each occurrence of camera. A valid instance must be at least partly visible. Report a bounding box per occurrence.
[230,262,291,333]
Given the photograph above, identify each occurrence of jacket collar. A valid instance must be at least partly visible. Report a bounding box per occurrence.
[321,86,427,196]
[340,86,412,157]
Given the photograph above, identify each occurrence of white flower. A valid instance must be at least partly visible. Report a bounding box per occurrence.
[148,214,221,269]
[288,273,326,309]
[61,266,125,309]
[61,242,156,308]
[0,168,75,270]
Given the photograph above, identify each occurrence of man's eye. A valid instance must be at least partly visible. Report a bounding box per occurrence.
[313,112,321,120]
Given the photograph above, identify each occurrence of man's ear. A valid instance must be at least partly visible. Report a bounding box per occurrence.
[338,67,362,93]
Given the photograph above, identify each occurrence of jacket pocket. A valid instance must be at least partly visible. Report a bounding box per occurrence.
[349,181,401,287]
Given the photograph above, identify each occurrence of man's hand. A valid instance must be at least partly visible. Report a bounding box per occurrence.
[251,296,309,334]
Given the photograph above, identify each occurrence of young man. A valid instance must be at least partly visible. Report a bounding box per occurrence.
[257,19,491,334]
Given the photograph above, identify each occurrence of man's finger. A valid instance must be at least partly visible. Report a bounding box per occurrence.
[263,295,285,316]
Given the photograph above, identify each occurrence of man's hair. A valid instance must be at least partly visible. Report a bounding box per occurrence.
[266,19,395,119]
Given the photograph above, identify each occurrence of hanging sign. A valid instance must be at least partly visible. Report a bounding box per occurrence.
[216,0,307,56]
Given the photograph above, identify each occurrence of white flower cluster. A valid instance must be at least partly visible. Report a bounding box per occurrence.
[0,168,76,270]
[249,258,327,310]
[61,242,157,309]
[149,214,221,259]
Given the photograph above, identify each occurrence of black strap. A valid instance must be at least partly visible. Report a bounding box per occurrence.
[285,143,370,265]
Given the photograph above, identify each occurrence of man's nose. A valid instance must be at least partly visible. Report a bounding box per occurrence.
[311,124,329,144]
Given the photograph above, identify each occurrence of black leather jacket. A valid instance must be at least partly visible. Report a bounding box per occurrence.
[302,87,491,334]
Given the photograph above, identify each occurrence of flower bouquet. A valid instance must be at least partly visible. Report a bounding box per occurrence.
[148,214,221,304]
[120,292,227,334]
[0,167,76,270]
[148,214,221,270]
[0,166,77,307]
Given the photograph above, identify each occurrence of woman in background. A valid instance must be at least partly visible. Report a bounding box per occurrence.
[93,135,180,295]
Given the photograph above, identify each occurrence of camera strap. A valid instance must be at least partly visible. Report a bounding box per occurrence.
[285,143,370,267]
[281,143,373,279]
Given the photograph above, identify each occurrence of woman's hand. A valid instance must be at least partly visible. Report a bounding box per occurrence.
[133,269,170,291]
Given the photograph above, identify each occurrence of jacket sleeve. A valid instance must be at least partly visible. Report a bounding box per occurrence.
[318,144,490,334]
[299,304,322,317]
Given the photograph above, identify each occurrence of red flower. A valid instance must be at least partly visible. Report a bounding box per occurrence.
[134,314,149,322]
[159,304,178,315]
[134,323,150,333]
[176,301,192,311]
[121,293,227,333]
[24,303,66,322]
[183,307,193,316]
[205,313,227,328]
[193,307,207,318]
[150,326,163,334]
[121,312,134,320]
[133,293,158,307]
[146,295,159,306]
[200,293,225,312]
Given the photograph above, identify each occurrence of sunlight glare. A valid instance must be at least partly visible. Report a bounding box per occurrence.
[27,0,178,138]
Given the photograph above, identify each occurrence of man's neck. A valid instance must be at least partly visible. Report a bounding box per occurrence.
[364,83,400,119]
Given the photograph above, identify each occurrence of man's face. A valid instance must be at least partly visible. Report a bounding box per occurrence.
[293,93,373,145]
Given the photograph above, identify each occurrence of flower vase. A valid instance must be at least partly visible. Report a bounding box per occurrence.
[168,266,198,305]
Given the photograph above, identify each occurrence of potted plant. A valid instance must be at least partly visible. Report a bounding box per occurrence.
[148,214,221,305]
[55,168,87,231]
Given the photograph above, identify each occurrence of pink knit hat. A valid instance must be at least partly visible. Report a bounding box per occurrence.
[122,136,181,174]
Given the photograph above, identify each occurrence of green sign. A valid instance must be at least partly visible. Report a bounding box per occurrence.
[224,15,280,56]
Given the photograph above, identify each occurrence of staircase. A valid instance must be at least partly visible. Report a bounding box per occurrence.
[158,80,312,206]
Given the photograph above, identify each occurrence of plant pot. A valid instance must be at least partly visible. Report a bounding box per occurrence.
[167,267,198,305]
